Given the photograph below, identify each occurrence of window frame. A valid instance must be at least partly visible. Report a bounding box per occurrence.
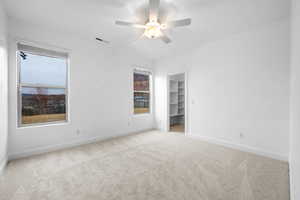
[133,68,152,115]
[17,43,70,128]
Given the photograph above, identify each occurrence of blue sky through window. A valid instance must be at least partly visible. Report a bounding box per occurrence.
[20,52,67,87]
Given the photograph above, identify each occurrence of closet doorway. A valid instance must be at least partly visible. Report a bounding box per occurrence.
[168,73,187,134]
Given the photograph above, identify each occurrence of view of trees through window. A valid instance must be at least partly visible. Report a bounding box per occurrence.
[134,72,150,114]
[18,49,68,125]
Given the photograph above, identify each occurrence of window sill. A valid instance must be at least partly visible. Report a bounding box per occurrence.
[133,113,152,117]
[17,120,69,129]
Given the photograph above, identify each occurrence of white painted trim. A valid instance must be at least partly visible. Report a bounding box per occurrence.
[132,67,154,116]
[8,129,154,161]
[189,134,288,162]
[13,38,72,129]
[289,159,296,200]
[0,39,8,175]
[184,72,189,136]
[0,156,7,174]
[16,40,71,128]
[13,37,72,53]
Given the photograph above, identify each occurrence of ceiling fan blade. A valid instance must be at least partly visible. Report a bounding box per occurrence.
[160,33,172,44]
[166,18,192,28]
[115,21,146,29]
[149,0,160,22]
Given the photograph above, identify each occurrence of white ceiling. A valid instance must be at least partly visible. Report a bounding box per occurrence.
[3,0,290,60]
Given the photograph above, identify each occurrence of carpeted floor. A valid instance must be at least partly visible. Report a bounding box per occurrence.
[0,131,289,200]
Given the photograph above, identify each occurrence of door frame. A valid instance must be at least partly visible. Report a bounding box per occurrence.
[166,71,188,136]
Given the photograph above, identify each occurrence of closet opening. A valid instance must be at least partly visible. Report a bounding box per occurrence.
[168,73,186,134]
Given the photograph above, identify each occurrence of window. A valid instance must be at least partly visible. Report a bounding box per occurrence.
[134,69,151,114]
[17,43,68,126]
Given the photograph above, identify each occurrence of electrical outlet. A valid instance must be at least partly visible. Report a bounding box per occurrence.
[76,129,81,135]
[239,132,244,139]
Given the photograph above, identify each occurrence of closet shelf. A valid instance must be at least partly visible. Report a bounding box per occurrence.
[169,77,185,122]
[170,113,184,117]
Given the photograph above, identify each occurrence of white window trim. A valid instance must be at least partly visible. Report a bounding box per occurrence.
[133,68,153,116]
[17,43,70,128]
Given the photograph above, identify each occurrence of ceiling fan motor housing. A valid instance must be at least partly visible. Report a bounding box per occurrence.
[144,21,163,39]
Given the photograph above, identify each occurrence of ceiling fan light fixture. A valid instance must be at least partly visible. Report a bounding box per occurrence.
[144,21,162,39]
[115,0,192,44]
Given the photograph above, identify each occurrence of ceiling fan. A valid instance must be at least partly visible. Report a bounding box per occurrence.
[115,0,192,44]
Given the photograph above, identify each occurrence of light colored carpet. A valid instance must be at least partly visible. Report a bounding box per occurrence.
[0,131,289,200]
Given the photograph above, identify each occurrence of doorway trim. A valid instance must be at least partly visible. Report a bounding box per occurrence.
[166,71,188,136]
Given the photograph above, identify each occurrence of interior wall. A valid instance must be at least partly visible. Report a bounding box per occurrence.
[155,19,290,161]
[289,0,300,198]
[0,1,8,172]
[7,19,154,159]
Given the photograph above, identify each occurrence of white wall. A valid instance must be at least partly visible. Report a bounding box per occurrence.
[289,0,300,199]
[155,19,290,161]
[7,19,154,159]
[0,1,8,172]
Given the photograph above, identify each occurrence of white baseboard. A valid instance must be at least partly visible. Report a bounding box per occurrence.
[8,128,154,161]
[0,156,7,174]
[188,134,288,162]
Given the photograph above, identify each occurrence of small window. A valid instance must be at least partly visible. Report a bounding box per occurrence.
[17,43,68,126]
[134,69,151,114]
